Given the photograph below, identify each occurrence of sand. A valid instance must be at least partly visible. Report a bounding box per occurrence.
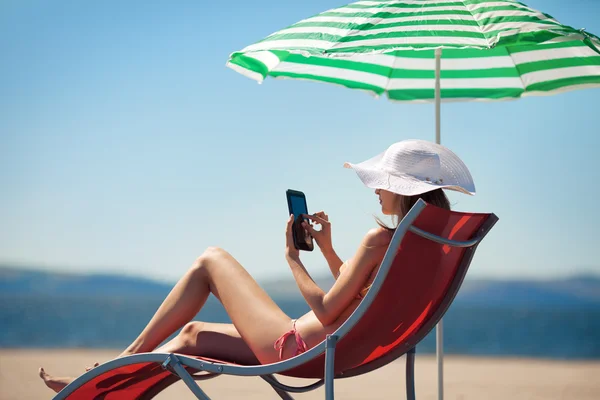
[1,349,599,399]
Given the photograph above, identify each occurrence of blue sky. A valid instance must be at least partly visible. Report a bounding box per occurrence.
[1,0,599,283]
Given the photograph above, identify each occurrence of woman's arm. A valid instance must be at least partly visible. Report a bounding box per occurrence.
[285,254,327,314]
[286,215,390,326]
[321,248,344,279]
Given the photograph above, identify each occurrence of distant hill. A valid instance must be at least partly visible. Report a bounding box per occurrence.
[260,274,600,307]
[0,266,171,298]
[454,276,600,307]
[1,265,599,307]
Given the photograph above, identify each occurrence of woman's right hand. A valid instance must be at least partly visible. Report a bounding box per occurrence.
[301,211,333,253]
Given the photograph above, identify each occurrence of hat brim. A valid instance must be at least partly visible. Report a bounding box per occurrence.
[344,149,476,196]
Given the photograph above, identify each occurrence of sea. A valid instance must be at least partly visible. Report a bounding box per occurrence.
[2,294,599,360]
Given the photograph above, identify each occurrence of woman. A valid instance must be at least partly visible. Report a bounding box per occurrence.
[40,139,475,393]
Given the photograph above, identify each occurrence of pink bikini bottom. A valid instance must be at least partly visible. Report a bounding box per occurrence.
[274,319,308,360]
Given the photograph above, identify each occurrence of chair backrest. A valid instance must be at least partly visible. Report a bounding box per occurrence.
[283,200,498,379]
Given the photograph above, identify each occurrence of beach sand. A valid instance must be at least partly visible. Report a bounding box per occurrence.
[1,349,598,399]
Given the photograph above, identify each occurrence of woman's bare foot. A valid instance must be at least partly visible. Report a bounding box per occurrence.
[116,348,137,358]
[81,348,136,372]
[85,362,99,372]
[39,367,73,393]
[39,349,139,393]
[83,346,137,372]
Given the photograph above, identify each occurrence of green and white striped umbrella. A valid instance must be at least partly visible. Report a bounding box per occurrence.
[227,0,600,102]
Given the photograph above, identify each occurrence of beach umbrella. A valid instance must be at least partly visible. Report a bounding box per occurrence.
[226,1,600,398]
[227,0,600,142]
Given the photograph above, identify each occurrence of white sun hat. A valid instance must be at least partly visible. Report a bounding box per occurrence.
[344,139,475,196]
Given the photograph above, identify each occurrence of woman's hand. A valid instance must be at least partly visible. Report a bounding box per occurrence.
[285,214,300,260]
[302,211,333,254]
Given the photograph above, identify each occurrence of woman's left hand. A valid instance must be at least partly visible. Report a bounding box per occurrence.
[285,214,300,260]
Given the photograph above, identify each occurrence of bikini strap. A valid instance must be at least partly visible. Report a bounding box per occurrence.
[273,319,308,360]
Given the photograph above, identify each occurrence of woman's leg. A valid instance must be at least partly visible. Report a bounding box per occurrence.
[191,247,297,363]
[121,246,292,360]
[119,260,212,356]
[40,247,297,392]
[156,321,259,365]
[39,321,259,393]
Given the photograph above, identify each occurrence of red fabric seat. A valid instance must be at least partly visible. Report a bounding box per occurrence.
[62,356,239,399]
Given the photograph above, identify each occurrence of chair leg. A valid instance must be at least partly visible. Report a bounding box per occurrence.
[163,354,212,400]
[272,386,295,400]
[406,347,416,400]
[325,334,338,400]
[262,373,325,398]
[261,375,296,400]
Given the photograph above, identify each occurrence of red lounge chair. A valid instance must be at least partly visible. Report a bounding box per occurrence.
[53,199,498,400]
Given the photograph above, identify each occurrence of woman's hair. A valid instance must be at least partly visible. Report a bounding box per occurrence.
[376,188,450,231]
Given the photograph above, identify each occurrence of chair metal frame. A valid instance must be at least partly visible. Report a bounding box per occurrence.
[54,199,498,400]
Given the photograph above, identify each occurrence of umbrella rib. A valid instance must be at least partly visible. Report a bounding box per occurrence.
[506,48,528,93]
[384,51,400,99]
[459,0,493,49]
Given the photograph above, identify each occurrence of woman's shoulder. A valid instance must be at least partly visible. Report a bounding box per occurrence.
[362,227,393,248]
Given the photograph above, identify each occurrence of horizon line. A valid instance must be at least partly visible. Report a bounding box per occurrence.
[1,261,599,284]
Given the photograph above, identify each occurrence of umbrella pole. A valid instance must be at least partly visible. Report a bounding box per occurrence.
[434,47,444,400]
[435,48,441,145]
